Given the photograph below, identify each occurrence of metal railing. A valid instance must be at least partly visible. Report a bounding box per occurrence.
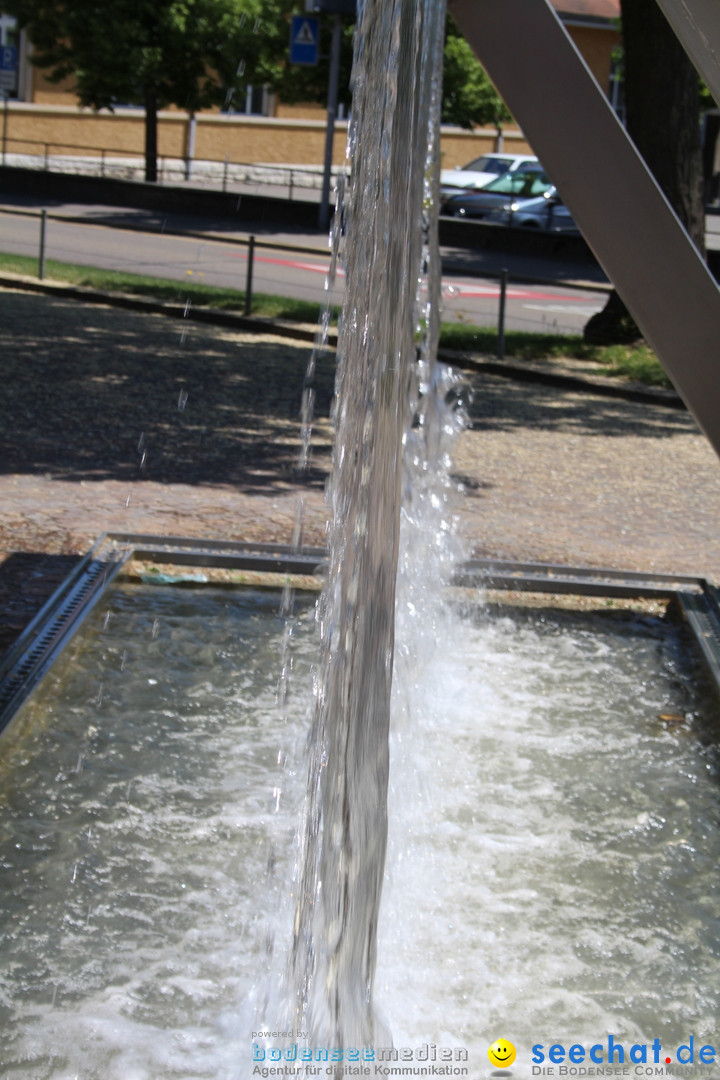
[0,204,611,353]
[0,136,339,199]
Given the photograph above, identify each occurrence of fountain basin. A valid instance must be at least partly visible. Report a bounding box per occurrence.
[1,536,720,1079]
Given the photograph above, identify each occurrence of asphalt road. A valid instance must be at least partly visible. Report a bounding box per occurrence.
[0,198,610,335]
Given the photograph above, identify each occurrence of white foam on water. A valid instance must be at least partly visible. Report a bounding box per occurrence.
[1,585,719,1078]
[378,598,720,1072]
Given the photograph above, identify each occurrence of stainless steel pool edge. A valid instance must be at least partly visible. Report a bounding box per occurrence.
[0,536,133,734]
[2,532,720,738]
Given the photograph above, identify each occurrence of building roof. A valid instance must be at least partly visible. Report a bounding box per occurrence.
[550,0,620,22]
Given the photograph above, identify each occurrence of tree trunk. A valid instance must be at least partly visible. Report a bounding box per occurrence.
[144,87,158,184]
[584,0,705,344]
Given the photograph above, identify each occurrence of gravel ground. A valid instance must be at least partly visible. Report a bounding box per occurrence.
[3,285,720,659]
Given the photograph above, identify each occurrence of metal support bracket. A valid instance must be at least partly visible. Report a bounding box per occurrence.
[654,0,720,107]
[448,0,720,461]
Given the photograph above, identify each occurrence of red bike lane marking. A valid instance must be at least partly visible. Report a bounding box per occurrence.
[230,251,597,303]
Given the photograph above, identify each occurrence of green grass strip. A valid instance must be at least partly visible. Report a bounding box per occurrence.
[0,250,671,388]
[0,250,329,323]
[436,323,671,388]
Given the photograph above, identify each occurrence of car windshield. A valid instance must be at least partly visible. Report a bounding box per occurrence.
[462,156,513,175]
[484,169,552,196]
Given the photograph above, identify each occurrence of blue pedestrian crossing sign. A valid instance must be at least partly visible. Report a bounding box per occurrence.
[0,45,17,91]
[289,15,319,65]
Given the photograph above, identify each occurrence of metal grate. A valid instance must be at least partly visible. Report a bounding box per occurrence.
[0,549,128,733]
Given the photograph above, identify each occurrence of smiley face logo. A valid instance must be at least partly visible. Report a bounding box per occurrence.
[488,1039,516,1069]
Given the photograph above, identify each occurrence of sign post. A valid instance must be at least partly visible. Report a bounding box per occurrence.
[318,13,342,231]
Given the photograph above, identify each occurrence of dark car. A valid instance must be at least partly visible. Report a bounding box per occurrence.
[441,166,554,218]
[484,192,580,234]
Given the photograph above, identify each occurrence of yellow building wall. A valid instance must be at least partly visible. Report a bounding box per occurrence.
[30,64,78,106]
[2,102,536,168]
[565,24,620,92]
[3,20,609,169]
[1,103,347,164]
[3,103,186,158]
[439,128,534,168]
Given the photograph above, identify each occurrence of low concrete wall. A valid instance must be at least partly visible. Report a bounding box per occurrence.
[0,103,350,167]
[438,214,594,260]
[0,102,534,169]
[0,166,323,229]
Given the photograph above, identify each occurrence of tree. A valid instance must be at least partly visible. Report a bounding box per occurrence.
[5,0,275,182]
[442,16,512,138]
[7,1,510,183]
[584,0,706,344]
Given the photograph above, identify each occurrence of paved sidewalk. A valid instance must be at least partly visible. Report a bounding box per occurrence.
[2,285,720,661]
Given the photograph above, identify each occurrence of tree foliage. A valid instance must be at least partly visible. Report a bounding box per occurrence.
[441,16,512,131]
[5,0,285,180]
[7,1,510,181]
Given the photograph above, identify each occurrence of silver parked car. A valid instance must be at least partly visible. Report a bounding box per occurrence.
[439,152,539,201]
[484,192,580,234]
[441,165,554,217]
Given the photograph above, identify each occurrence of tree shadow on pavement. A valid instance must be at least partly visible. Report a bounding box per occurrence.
[464,370,699,440]
[0,291,335,493]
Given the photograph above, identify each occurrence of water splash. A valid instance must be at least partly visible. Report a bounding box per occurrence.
[287,0,448,1051]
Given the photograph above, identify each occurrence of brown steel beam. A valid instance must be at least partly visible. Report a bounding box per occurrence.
[448,0,720,461]
[654,0,720,107]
